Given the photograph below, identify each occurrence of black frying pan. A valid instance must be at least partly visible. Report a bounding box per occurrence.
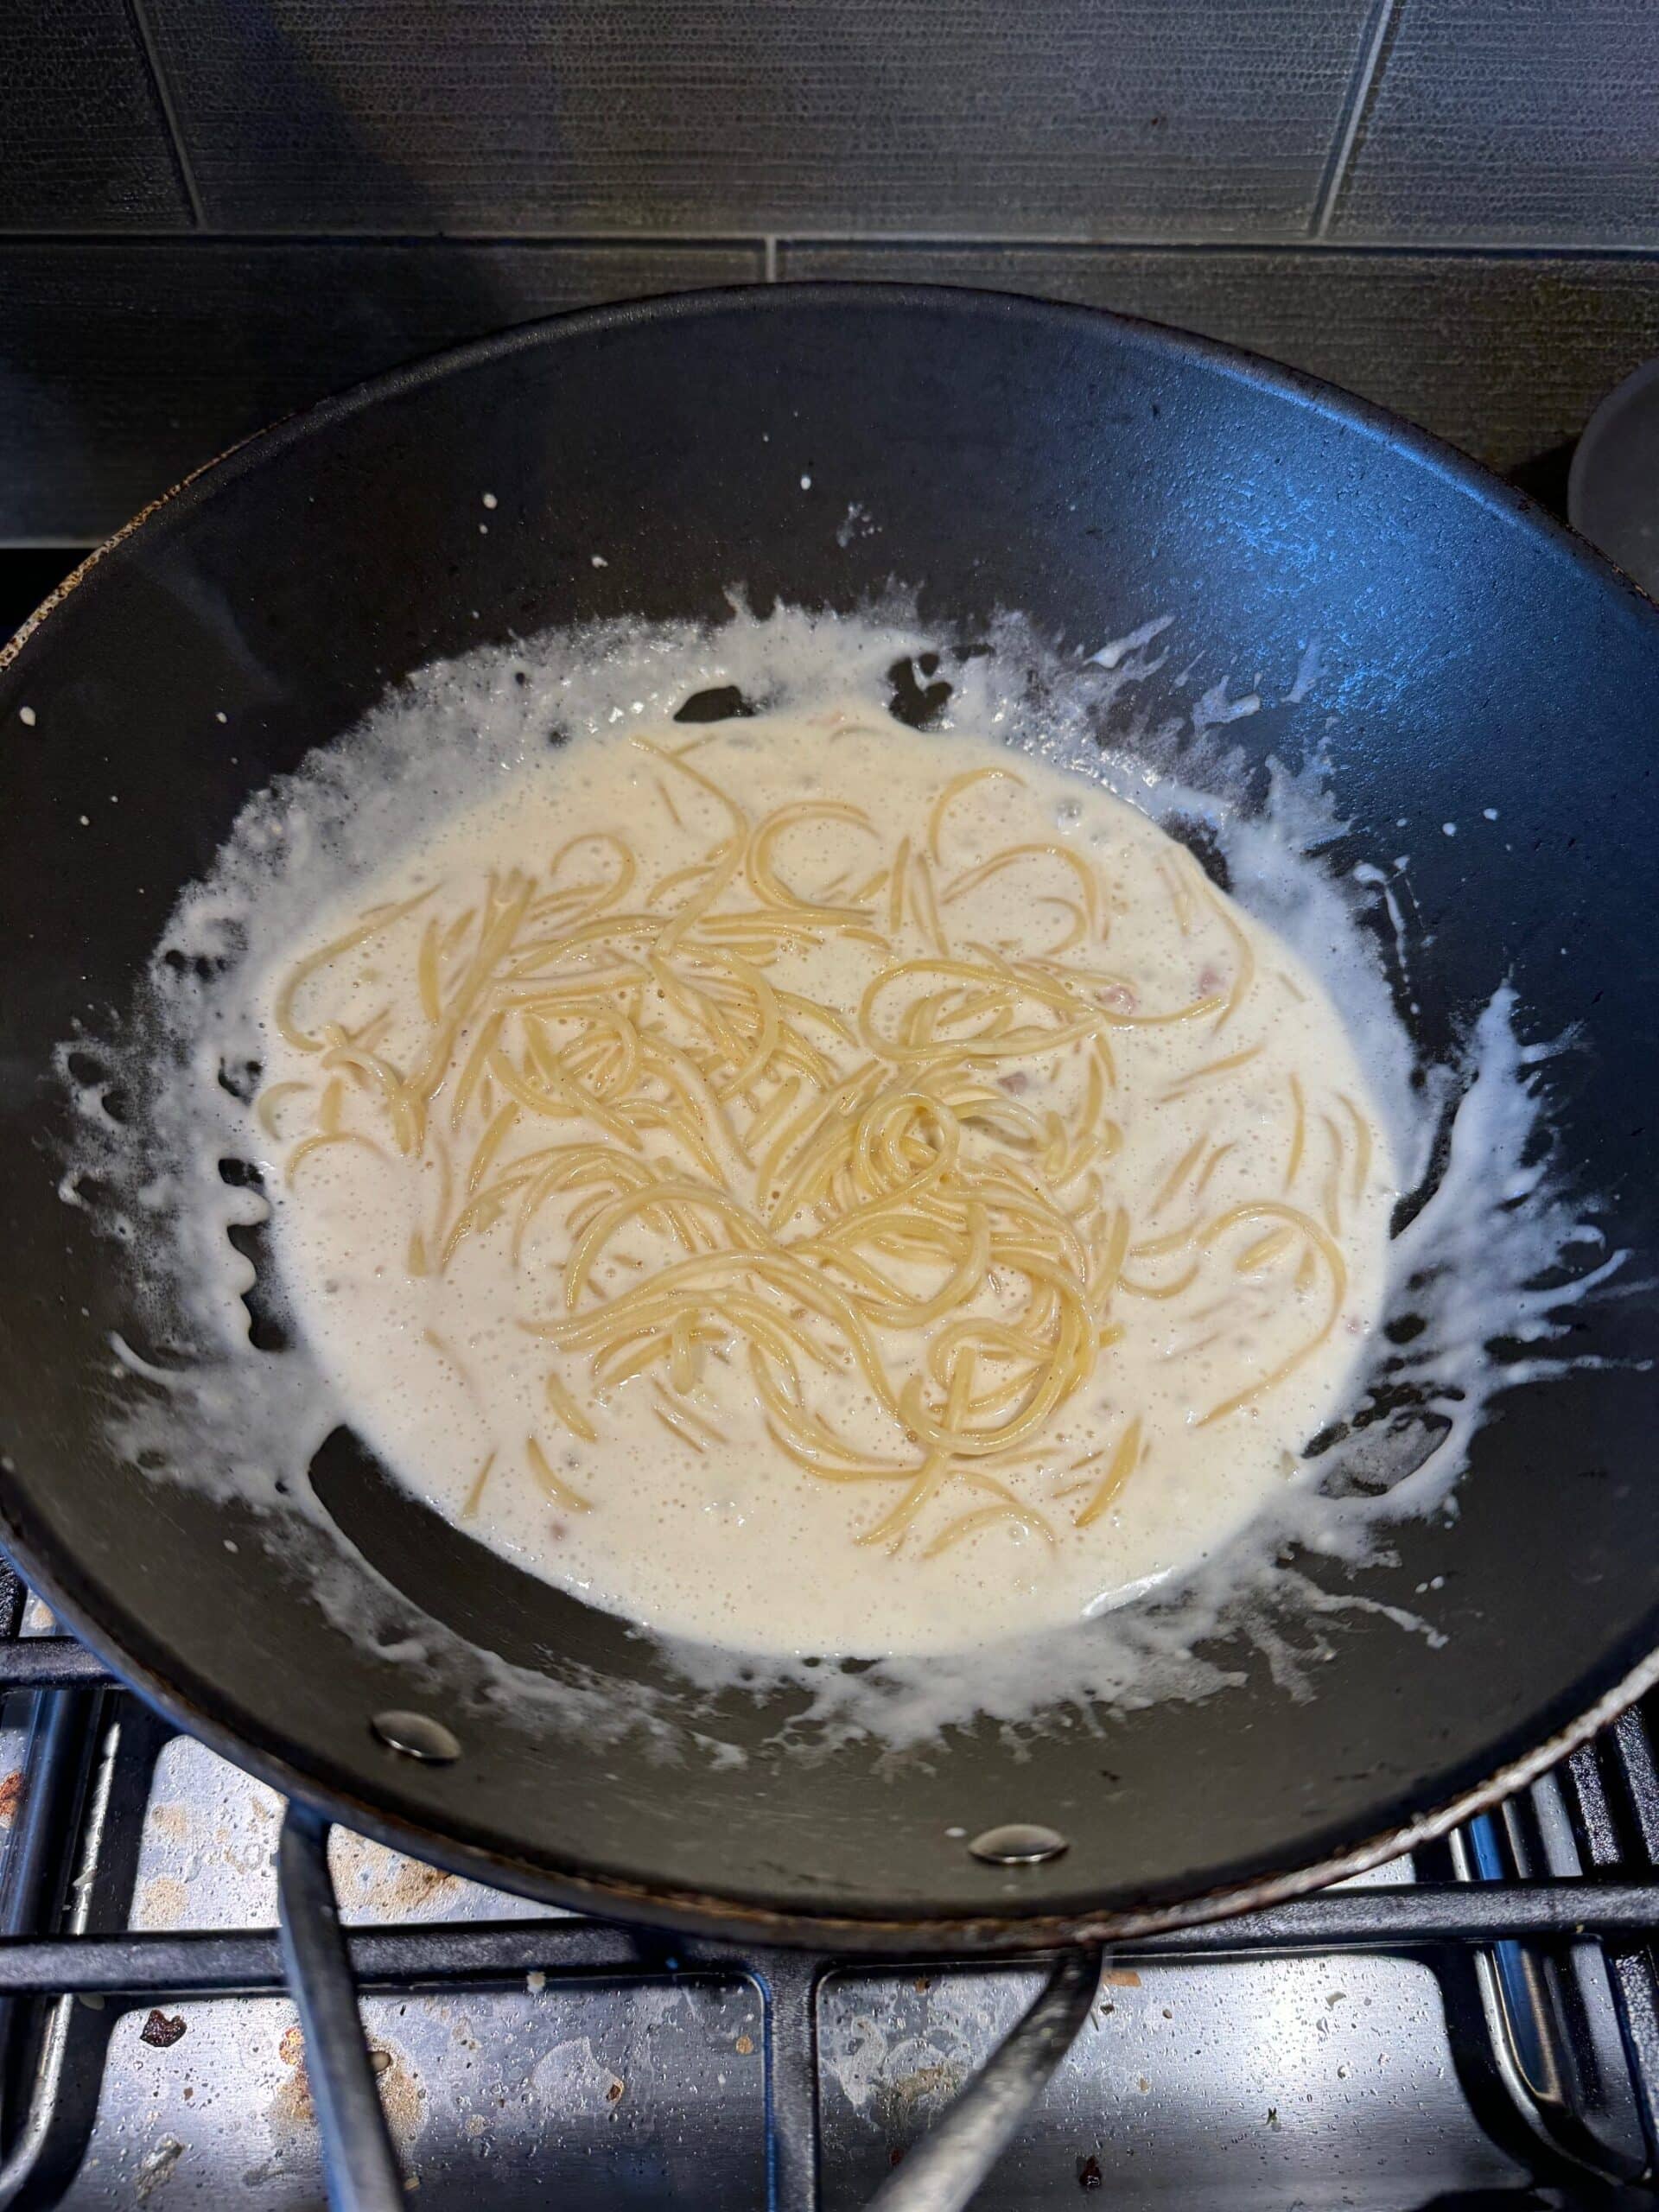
[2,285,1658,1952]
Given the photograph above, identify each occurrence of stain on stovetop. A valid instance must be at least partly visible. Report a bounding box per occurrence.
[54,1736,767,2208]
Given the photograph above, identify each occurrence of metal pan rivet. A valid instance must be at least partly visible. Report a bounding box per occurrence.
[968,1821,1068,1866]
[371,1710,461,1764]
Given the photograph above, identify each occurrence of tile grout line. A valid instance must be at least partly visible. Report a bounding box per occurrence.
[0,226,772,254]
[123,0,209,231]
[1311,0,1402,241]
[2,231,1657,261]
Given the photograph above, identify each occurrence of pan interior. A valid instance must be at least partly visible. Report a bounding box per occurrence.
[2,288,1658,1940]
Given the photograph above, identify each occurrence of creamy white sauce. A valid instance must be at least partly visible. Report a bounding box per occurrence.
[253,710,1395,1656]
[54,604,1618,1751]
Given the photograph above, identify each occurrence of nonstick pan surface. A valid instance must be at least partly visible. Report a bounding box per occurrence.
[2,285,1658,1951]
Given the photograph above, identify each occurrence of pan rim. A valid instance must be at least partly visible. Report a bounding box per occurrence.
[5,278,1656,677]
[5,1492,1659,1955]
[5,277,1659,1952]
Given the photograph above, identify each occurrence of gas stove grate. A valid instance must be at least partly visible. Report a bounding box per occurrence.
[0,1573,1657,2210]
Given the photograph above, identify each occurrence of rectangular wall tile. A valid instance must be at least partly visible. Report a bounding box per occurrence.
[0,0,191,230]
[0,241,761,541]
[779,242,1659,472]
[143,0,1374,239]
[1333,0,1659,246]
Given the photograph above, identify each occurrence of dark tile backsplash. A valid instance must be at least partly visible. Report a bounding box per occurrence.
[3,0,1658,537]
[141,0,1375,238]
[0,0,190,232]
[1332,0,1659,245]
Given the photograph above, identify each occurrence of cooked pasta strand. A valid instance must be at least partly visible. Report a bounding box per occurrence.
[1074,1417,1143,1528]
[526,1433,591,1511]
